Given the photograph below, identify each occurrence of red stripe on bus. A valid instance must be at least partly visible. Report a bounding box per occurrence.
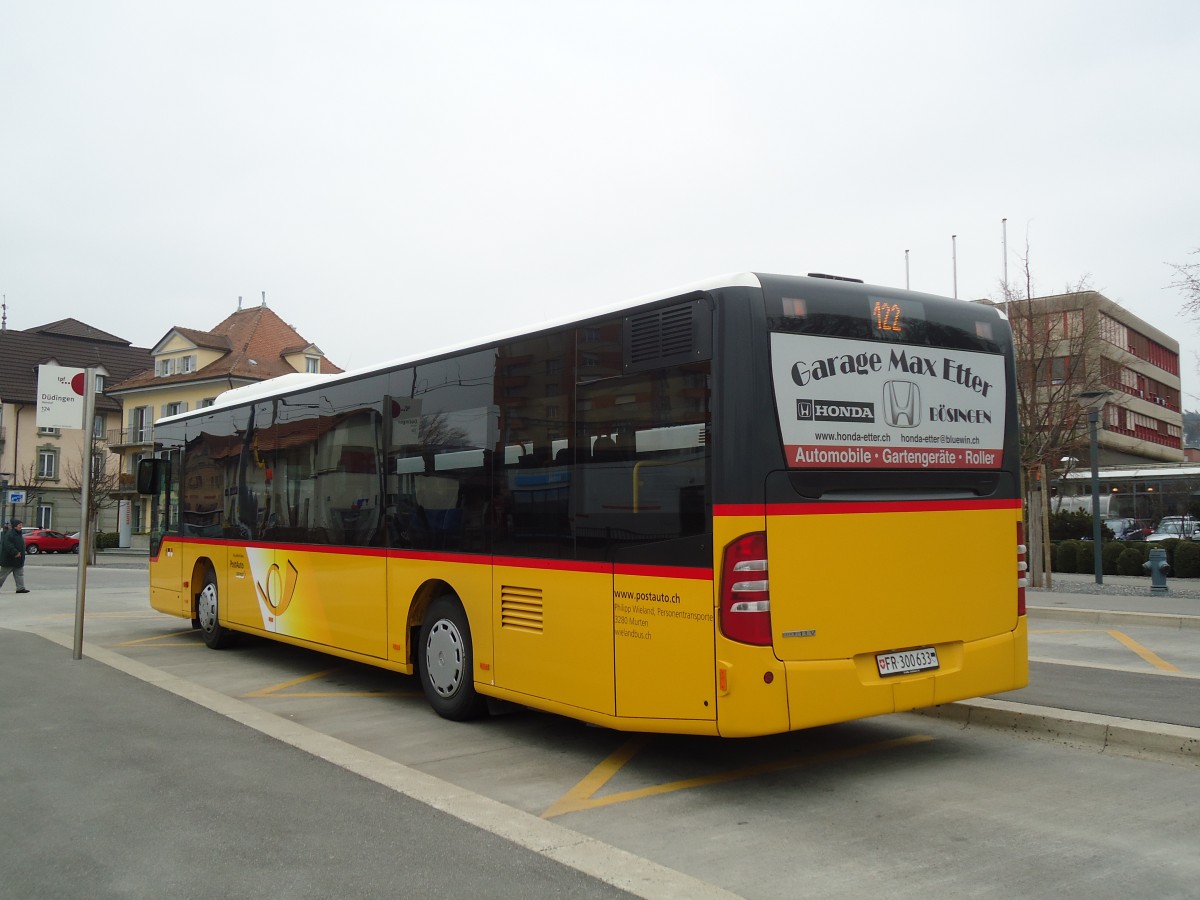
[767,498,1021,515]
[715,498,1021,517]
[156,538,710,579]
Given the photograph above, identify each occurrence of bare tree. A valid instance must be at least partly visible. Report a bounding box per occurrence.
[992,244,1110,588]
[1168,248,1200,321]
[1169,249,1200,382]
[64,438,123,563]
[995,245,1103,475]
[7,462,51,526]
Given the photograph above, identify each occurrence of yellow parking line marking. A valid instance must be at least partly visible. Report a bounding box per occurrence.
[1106,629,1180,672]
[254,690,422,699]
[542,738,648,818]
[541,734,934,819]
[46,612,164,620]
[240,670,419,700]
[1030,628,1180,672]
[115,630,202,647]
[243,668,343,697]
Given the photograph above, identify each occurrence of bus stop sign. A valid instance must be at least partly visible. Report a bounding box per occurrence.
[36,364,87,430]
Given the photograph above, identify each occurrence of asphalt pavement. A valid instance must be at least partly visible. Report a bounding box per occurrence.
[1,553,1196,900]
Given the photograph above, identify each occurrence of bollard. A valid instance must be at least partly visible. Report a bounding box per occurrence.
[1143,547,1170,594]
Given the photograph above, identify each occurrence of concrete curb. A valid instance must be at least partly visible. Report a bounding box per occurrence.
[912,697,1200,767]
[1028,605,1200,631]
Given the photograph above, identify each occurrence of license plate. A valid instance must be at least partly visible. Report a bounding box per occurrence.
[876,646,939,677]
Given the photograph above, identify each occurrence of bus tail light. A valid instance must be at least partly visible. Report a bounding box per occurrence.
[720,532,772,646]
[1016,522,1027,616]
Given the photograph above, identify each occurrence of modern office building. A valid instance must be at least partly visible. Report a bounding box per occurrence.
[1007,289,1182,466]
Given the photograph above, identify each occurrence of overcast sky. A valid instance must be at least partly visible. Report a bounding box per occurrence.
[3,2,1198,398]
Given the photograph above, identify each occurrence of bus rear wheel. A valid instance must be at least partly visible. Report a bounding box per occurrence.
[196,570,237,650]
[419,596,487,721]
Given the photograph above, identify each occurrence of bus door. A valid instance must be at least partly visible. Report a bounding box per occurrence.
[492,443,616,717]
[587,426,716,723]
[261,403,388,658]
[148,449,187,618]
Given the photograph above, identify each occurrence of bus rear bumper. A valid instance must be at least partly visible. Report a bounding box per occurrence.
[782,617,1029,731]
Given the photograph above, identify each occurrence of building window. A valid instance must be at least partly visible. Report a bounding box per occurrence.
[94,374,105,391]
[132,407,152,442]
[180,355,196,374]
[38,448,59,480]
[306,357,320,373]
[37,505,52,529]
[37,426,61,436]
[1049,356,1070,385]
[157,358,176,377]
[93,414,107,439]
[163,401,186,417]
[200,397,216,408]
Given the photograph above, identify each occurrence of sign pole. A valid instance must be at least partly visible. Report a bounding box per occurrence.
[72,368,96,660]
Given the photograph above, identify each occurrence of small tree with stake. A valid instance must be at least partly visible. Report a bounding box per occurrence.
[64,438,122,564]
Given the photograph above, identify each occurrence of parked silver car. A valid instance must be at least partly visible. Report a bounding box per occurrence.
[1146,516,1200,541]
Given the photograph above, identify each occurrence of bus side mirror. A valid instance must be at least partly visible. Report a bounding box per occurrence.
[136,458,163,495]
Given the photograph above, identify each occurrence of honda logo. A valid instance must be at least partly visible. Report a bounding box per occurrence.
[882,380,920,427]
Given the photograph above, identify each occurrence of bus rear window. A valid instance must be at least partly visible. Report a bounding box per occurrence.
[771,288,1001,355]
[769,330,1008,472]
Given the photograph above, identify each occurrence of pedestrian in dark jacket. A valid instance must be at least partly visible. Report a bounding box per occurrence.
[0,520,29,593]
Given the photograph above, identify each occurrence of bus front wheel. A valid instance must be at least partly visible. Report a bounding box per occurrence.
[196,570,237,650]
[418,596,487,721]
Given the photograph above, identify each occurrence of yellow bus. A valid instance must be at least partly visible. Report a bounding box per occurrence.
[138,272,1027,737]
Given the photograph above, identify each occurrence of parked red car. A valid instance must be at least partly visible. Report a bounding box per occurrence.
[21,528,80,554]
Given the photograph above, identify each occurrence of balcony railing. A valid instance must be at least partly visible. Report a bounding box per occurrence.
[107,426,154,448]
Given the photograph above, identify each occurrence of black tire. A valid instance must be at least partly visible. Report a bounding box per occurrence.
[196,569,237,649]
[71,545,79,554]
[418,596,487,721]
[25,544,39,555]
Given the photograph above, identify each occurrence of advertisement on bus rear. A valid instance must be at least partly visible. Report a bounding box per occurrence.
[770,333,1006,469]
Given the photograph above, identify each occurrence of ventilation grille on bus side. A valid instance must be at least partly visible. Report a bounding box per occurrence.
[623,297,712,373]
[501,586,544,633]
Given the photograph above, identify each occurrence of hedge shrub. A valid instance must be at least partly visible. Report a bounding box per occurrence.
[1173,540,1200,578]
[1056,540,1080,573]
[1102,541,1126,575]
[1116,547,1145,576]
[1048,510,1098,541]
[1074,541,1097,575]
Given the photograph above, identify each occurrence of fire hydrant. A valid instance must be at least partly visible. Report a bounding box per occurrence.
[1143,547,1170,594]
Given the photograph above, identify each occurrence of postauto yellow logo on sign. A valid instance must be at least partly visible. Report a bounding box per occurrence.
[247,547,299,631]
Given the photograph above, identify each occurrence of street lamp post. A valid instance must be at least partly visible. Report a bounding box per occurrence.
[1078,390,1113,585]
